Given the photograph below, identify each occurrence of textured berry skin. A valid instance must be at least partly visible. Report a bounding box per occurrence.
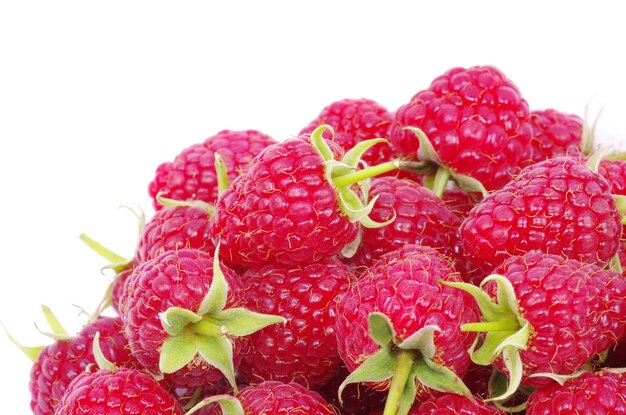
[237,258,354,388]
[441,188,477,220]
[120,249,244,388]
[598,159,626,195]
[29,317,135,415]
[460,157,622,273]
[136,204,214,263]
[348,176,461,271]
[54,368,182,415]
[414,393,505,415]
[489,251,626,387]
[336,245,478,394]
[389,65,532,190]
[111,263,135,314]
[237,381,336,415]
[148,130,276,210]
[526,371,626,414]
[300,98,394,167]
[526,109,583,164]
[210,137,359,267]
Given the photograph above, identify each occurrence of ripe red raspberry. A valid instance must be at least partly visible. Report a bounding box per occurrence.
[28,317,135,415]
[210,128,397,267]
[389,65,532,191]
[336,245,478,413]
[441,187,477,220]
[460,157,622,273]
[236,258,354,388]
[526,370,626,414]
[300,98,394,167]
[136,203,214,263]
[237,381,336,415]
[54,368,182,415]
[120,249,244,388]
[414,393,505,415]
[148,129,276,210]
[598,158,626,195]
[447,251,626,401]
[526,109,583,164]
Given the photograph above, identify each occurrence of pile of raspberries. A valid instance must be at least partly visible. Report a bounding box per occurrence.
[14,65,626,415]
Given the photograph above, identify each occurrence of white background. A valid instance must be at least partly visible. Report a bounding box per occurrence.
[1,1,626,412]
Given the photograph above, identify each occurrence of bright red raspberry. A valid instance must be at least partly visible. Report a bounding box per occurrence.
[598,159,626,195]
[120,249,244,388]
[148,130,276,210]
[54,368,182,415]
[210,137,358,267]
[487,252,626,388]
[526,109,583,164]
[29,317,135,415]
[136,204,214,263]
[236,258,354,388]
[414,393,505,414]
[300,98,394,167]
[441,187,477,220]
[460,157,622,273]
[237,381,336,415]
[336,245,478,398]
[389,65,532,191]
[526,370,626,414]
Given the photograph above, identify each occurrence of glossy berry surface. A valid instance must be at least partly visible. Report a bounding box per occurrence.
[526,108,582,164]
[490,251,626,387]
[136,204,214,263]
[336,245,478,392]
[210,137,358,267]
[29,317,135,415]
[414,393,504,414]
[237,381,336,415]
[148,129,276,210]
[237,258,354,388]
[460,157,622,272]
[54,368,182,415]
[526,370,626,414]
[120,249,243,388]
[389,65,532,190]
[300,97,394,167]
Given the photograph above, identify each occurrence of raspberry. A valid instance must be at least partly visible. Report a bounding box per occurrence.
[526,109,583,164]
[148,129,276,210]
[390,65,532,191]
[237,381,336,415]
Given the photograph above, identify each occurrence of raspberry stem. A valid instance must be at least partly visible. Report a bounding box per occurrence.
[383,349,415,415]
[332,160,399,188]
[428,166,451,198]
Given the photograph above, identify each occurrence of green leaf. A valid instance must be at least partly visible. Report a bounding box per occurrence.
[1,321,43,362]
[397,325,441,359]
[40,305,69,337]
[403,126,442,165]
[159,334,198,374]
[338,347,397,405]
[368,312,395,348]
[159,307,203,337]
[196,335,238,392]
[187,394,244,415]
[214,308,286,337]
[92,332,117,371]
[197,245,229,316]
[341,138,389,168]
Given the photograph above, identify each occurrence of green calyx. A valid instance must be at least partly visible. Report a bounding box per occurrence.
[339,312,472,415]
[156,192,216,217]
[186,394,244,415]
[158,246,286,393]
[441,274,530,402]
[309,124,399,229]
[401,127,489,199]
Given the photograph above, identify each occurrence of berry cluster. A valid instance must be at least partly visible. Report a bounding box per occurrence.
[10,65,626,415]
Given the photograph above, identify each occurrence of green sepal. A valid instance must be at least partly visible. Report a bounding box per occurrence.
[610,253,624,274]
[92,332,117,371]
[1,321,43,362]
[160,307,203,337]
[341,138,389,168]
[526,368,586,385]
[156,192,215,216]
[197,247,228,315]
[470,331,515,366]
[159,331,199,374]
[404,126,442,165]
[79,233,130,269]
[338,187,377,223]
[41,305,69,337]
[580,101,604,156]
[613,195,626,225]
[397,325,440,357]
[447,171,489,198]
[341,227,362,258]
[187,394,245,415]
[196,335,237,392]
[368,312,395,347]
[212,307,286,337]
[397,160,437,175]
[413,357,473,400]
[338,347,396,405]
[586,145,612,173]
[310,124,336,162]
[487,346,523,402]
[214,152,230,197]
[397,366,419,415]
[439,279,510,322]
